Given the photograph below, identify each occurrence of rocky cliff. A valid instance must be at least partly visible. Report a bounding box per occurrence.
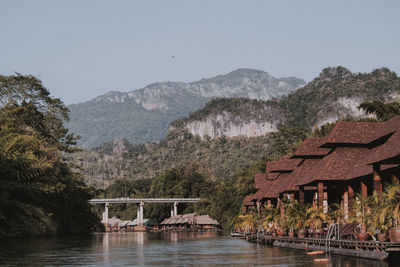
[171,67,400,139]
[66,69,305,147]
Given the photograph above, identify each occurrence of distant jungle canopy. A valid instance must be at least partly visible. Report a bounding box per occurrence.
[0,74,99,238]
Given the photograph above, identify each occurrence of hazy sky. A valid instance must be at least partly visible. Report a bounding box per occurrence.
[1,1,399,104]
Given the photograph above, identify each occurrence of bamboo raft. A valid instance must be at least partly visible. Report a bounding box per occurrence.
[245,234,400,261]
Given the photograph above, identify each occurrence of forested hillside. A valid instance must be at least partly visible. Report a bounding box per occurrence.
[76,67,400,189]
[73,126,308,189]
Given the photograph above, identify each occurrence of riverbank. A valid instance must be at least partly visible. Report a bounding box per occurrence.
[245,233,400,262]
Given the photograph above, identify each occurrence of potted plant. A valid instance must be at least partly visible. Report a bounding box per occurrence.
[367,191,390,242]
[262,204,279,236]
[386,179,400,242]
[286,200,308,238]
[351,193,370,241]
[306,206,328,238]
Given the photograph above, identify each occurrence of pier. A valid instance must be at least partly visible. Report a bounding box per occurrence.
[245,234,400,261]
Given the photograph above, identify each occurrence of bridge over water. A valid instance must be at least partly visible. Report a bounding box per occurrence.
[89,198,201,228]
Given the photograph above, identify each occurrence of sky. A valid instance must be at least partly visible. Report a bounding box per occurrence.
[1,0,399,104]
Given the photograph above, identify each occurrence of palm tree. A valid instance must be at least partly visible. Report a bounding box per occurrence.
[385,179,400,229]
[351,193,369,233]
[261,204,279,228]
[286,200,308,231]
[328,203,345,225]
[367,191,391,235]
[306,206,329,231]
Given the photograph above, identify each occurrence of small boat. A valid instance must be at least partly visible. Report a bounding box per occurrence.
[306,251,325,255]
[230,232,244,237]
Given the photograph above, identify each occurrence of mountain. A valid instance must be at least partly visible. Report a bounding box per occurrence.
[72,67,400,189]
[172,67,400,139]
[66,69,305,147]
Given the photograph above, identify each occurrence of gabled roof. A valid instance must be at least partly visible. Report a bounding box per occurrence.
[368,130,400,164]
[196,215,219,225]
[321,115,400,148]
[292,138,332,158]
[264,173,291,198]
[321,121,382,147]
[266,161,278,175]
[254,173,267,189]
[279,158,321,193]
[251,180,276,201]
[268,172,280,180]
[297,147,372,186]
[372,115,400,142]
[161,213,218,225]
[270,157,302,172]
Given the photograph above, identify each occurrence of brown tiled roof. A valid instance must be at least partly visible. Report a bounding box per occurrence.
[266,161,278,175]
[297,147,372,186]
[372,115,400,142]
[368,130,400,164]
[322,121,382,147]
[279,158,321,193]
[292,138,332,158]
[251,180,276,201]
[266,173,291,198]
[243,194,255,206]
[251,186,268,201]
[254,173,267,189]
[270,157,302,172]
[321,115,400,147]
[268,172,280,180]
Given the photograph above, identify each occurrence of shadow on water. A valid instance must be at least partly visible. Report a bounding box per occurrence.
[0,232,390,266]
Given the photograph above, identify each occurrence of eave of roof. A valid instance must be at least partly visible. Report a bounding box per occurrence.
[279,158,321,193]
[367,130,400,164]
[292,138,332,158]
[270,157,302,172]
[297,147,372,186]
[254,173,267,189]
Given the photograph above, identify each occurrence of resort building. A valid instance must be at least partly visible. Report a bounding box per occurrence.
[244,115,400,218]
[160,213,219,232]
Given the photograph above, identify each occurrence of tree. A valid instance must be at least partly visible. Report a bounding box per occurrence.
[358,100,400,121]
[0,74,98,238]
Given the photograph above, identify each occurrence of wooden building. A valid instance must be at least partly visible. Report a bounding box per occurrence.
[160,213,219,232]
[244,115,400,217]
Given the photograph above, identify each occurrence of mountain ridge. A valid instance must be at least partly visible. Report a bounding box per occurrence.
[66,68,305,147]
[171,67,400,139]
[72,66,400,189]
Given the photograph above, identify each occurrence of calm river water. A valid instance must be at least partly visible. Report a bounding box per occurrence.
[0,232,390,266]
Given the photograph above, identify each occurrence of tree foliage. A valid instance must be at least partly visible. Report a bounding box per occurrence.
[0,74,98,238]
[358,100,400,121]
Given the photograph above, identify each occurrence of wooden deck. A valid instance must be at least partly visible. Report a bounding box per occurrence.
[245,234,400,261]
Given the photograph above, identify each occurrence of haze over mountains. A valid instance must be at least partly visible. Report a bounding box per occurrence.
[66,69,306,147]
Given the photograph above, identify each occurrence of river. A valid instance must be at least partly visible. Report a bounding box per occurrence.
[0,232,389,266]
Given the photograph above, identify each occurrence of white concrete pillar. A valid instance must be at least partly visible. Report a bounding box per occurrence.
[174,202,178,216]
[139,201,144,226]
[171,208,174,217]
[103,203,109,225]
[137,209,140,222]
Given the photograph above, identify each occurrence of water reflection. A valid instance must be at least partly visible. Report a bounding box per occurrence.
[0,233,390,266]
